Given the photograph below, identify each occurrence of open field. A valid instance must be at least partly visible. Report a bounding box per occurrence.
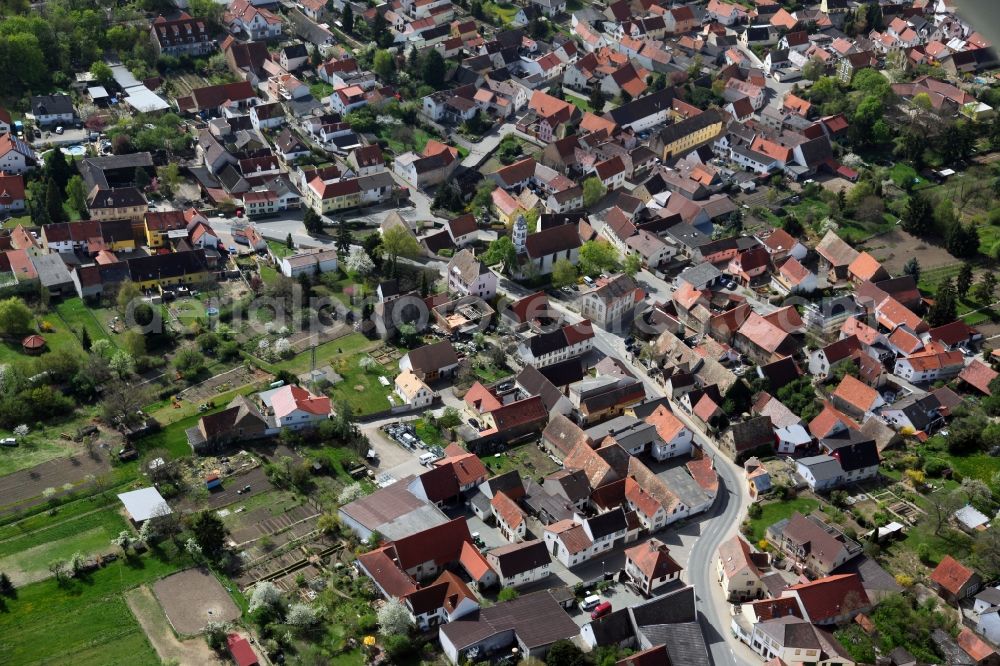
[55,298,116,349]
[0,313,84,365]
[154,568,241,635]
[0,447,113,514]
[0,550,185,665]
[127,585,227,665]
[0,504,126,586]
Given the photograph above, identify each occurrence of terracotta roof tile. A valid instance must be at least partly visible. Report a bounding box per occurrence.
[930,555,977,597]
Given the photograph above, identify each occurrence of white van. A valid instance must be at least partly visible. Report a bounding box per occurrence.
[418,452,438,466]
[580,595,601,611]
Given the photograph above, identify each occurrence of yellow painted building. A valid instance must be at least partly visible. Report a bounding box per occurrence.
[653,110,724,160]
[306,177,361,214]
[144,211,188,248]
[491,188,524,227]
[87,187,148,223]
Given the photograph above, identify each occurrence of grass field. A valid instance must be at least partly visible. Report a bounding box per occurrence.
[267,239,295,259]
[479,443,559,479]
[135,412,206,459]
[0,313,84,365]
[0,504,127,585]
[0,550,185,665]
[378,126,436,156]
[746,496,820,543]
[483,0,519,24]
[310,81,334,100]
[267,332,379,376]
[413,419,443,447]
[55,298,116,348]
[0,437,80,477]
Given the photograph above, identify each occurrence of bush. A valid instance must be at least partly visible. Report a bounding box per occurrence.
[916,542,933,565]
[923,459,949,477]
[382,634,413,660]
[747,503,762,519]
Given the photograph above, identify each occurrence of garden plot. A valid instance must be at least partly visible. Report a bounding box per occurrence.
[153,568,241,636]
[177,365,272,404]
[228,502,322,547]
[286,322,354,353]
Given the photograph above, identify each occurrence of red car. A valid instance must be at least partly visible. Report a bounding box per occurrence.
[591,601,612,619]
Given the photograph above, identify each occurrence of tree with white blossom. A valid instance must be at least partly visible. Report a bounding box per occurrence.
[377,597,414,636]
[345,246,375,276]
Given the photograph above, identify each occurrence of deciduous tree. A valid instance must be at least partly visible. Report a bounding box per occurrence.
[0,297,33,336]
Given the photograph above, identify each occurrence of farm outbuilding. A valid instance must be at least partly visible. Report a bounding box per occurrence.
[117,487,172,526]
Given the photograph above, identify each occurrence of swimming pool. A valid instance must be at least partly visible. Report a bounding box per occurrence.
[62,145,86,156]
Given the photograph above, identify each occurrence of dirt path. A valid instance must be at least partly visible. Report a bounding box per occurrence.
[126,585,226,666]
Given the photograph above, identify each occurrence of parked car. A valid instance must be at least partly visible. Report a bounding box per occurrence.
[591,601,612,619]
[580,595,601,612]
[0,437,17,447]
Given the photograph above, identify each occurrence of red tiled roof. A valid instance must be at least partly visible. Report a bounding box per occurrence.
[563,319,595,345]
[227,634,259,666]
[958,627,996,662]
[491,491,525,530]
[625,538,681,579]
[959,360,998,396]
[848,251,885,281]
[546,519,592,554]
[749,597,802,621]
[808,401,859,439]
[465,381,503,413]
[0,174,25,205]
[391,517,472,571]
[686,456,719,494]
[506,291,548,325]
[489,395,547,433]
[356,547,419,597]
[645,404,686,441]
[459,540,495,582]
[931,555,977,596]
[833,375,880,413]
[784,573,869,623]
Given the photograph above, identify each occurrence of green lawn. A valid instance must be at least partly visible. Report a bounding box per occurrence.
[917,263,963,296]
[134,412,204,459]
[267,239,296,259]
[0,550,185,665]
[473,362,513,383]
[479,443,560,479]
[55,298,116,349]
[310,81,334,100]
[377,126,437,156]
[413,418,444,447]
[259,333,391,415]
[268,333,379,375]
[3,214,31,230]
[565,93,592,113]
[0,313,85,366]
[888,163,925,189]
[254,261,277,285]
[0,502,126,560]
[977,222,1000,257]
[0,505,127,583]
[0,436,79,478]
[917,440,1000,485]
[483,1,520,24]
[746,497,820,543]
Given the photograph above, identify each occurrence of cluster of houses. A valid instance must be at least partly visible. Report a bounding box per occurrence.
[336,405,714,663]
[705,507,1000,666]
[0,148,234,299]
